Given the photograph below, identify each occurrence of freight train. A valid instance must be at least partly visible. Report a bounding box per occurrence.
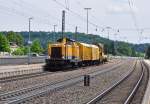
[45,37,107,70]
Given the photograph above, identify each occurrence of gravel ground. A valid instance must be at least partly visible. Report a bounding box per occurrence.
[95,60,142,104]
[26,60,135,104]
[0,59,122,93]
[130,62,149,104]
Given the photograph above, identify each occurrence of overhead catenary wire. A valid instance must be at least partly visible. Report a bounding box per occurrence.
[0,0,150,39]
[0,2,51,26]
[17,0,84,30]
[0,0,81,31]
[65,0,69,10]
[52,0,104,30]
[75,0,106,30]
[127,0,142,43]
[128,0,139,31]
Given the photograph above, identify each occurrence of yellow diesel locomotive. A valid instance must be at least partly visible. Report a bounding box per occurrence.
[45,38,107,70]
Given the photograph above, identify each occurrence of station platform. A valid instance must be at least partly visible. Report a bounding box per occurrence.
[0,63,44,78]
[142,60,150,104]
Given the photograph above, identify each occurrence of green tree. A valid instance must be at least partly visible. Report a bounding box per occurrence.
[111,41,116,55]
[6,31,16,42]
[0,33,10,52]
[131,47,136,57]
[16,34,24,46]
[22,46,29,55]
[6,31,24,46]
[145,46,150,59]
[104,44,108,54]
[12,48,24,55]
[117,42,132,56]
[31,39,43,54]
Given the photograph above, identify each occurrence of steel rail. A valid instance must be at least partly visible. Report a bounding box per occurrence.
[86,61,137,104]
[123,61,145,104]
[0,61,123,99]
[141,60,150,104]
[0,60,120,83]
[0,61,125,104]
[0,71,54,83]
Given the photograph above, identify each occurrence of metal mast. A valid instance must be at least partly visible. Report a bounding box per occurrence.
[53,25,57,42]
[28,17,33,65]
[62,10,65,38]
[84,8,91,34]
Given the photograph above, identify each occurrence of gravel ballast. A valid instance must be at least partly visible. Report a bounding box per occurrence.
[26,60,135,104]
[0,59,122,93]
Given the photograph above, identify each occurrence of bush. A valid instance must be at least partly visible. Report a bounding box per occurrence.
[12,48,24,56]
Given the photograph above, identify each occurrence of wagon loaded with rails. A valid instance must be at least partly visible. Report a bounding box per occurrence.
[45,38,107,70]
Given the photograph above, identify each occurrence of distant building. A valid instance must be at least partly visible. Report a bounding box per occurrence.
[0,42,19,56]
[10,42,19,53]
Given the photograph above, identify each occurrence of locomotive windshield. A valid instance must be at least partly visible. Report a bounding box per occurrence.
[51,47,62,59]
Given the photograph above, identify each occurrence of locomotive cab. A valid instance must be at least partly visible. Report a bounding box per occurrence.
[45,38,80,70]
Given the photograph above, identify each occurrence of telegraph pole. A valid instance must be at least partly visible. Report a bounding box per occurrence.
[93,26,98,44]
[28,17,33,65]
[106,26,111,58]
[62,10,66,59]
[106,27,111,40]
[139,29,144,44]
[84,8,91,34]
[53,25,57,42]
[62,10,65,38]
[75,26,78,41]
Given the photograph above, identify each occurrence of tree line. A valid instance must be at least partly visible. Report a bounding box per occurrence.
[0,32,43,55]
[0,31,147,57]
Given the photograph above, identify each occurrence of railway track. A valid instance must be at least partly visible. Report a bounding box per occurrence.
[129,61,150,104]
[0,65,101,83]
[0,60,122,84]
[0,60,127,104]
[0,71,54,83]
[86,60,149,104]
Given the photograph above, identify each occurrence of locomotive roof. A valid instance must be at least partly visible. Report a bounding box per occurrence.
[79,42,99,48]
[56,37,103,48]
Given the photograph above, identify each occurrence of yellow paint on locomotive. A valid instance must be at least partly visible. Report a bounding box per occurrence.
[47,37,107,62]
[72,43,80,60]
[91,45,100,60]
[48,38,80,60]
[77,42,90,60]
[77,42,100,61]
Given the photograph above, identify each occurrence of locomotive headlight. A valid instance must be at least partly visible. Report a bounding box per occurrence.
[62,56,65,59]
[47,56,50,59]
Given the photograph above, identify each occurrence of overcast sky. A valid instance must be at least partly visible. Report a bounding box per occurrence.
[0,0,149,43]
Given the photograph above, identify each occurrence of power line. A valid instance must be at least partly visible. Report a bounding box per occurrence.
[1,0,150,36]
[52,0,104,30]
[65,0,69,10]
[0,0,79,31]
[127,0,140,33]
[16,0,81,29]
[75,0,105,28]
